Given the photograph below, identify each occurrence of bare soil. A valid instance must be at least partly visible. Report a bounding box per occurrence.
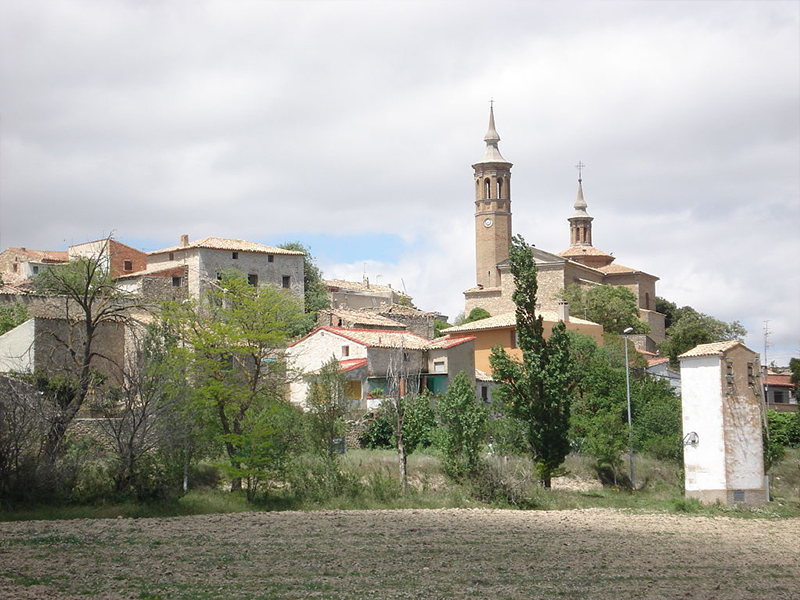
[1,508,798,599]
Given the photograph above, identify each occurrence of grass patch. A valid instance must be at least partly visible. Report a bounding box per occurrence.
[2,449,799,519]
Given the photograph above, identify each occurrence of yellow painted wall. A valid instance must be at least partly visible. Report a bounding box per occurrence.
[450,319,604,375]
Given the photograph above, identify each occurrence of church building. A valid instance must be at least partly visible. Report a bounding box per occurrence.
[463,107,666,351]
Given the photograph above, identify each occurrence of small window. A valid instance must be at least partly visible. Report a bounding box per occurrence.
[774,391,786,404]
[403,352,410,362]
[169,252,174,261]
[123,260,133,272]
[232,252,239,259]
[32,265,39,275]
[248,274,258,287]
[268,254,274,263]
[282,275,290,289]
[481,386,489,401]
[12,263,18,272]
[511,329,518,349]
[434,360,445,374]
[341,345,349,357]
[172,276,182,287]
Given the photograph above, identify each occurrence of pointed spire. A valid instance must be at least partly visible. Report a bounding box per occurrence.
[572,162,590,217]
[475,103,509,164]
[484,105,500,144]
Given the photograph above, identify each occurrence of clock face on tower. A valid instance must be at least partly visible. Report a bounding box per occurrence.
[483,218,493,228]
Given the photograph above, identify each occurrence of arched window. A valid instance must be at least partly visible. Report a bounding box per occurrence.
[497,178,503,198]
[484,178,491,199]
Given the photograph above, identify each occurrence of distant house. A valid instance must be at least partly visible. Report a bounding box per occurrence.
[68,238,147,278]
[324,278,411,311]
[0,248,68,287]
[316,308,407,331]
[764,372,797,412]
[646,356,681,394]
[143,235,305,300]
[287,326,475,410]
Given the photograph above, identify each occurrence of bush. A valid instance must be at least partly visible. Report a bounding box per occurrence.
[358,410,395,449]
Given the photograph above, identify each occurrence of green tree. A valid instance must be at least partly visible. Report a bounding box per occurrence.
[305,357,349,459]
[490,235,575,488]
[433,319,451,338]
[658,307,746,367]
[789,357,800,392]
[33,246,140,469]
[464,307,491,324]
[0,303,29,335]
[436,371,488,478]
[278,242,330,334]
[562,284,649,334]
[162,270,304,492]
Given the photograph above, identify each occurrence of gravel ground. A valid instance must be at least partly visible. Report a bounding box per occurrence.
[1,508,798,599]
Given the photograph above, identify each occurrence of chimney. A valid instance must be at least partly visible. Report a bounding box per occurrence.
[180,234,189,248]
[558,301,570,323]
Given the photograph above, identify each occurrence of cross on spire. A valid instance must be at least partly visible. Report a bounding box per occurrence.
[489,97,494,108]
[575,161,585,182]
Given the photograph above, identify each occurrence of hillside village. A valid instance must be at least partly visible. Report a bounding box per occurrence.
[1,108,794,415]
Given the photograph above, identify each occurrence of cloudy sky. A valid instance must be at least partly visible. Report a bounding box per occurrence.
[1,1,798,364]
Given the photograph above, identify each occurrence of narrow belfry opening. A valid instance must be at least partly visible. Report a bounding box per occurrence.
[497,178,503,199]
[484,178,491,199]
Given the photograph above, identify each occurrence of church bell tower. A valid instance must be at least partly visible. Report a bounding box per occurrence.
[473,105,513,288]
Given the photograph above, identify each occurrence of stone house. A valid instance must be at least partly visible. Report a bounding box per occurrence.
[325,278,411,310]
[0,316,130,387]
[140,235,305,300]
[0,248,68,286]
[679,340,766,505]
[316,308,407,331]
[286,326,475,411]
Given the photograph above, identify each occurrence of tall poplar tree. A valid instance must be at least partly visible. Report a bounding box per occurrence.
[489,235,574,488]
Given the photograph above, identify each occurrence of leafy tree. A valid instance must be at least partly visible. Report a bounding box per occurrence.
[305,357,349,459]
[0,303,29,335]
[433,319,450,338]
[658,307,746,367]
[464,307,491,324]
[93,323,195,500]
[436,371,488,478]
[767,410,800,448]
[568,331,682,479]
[490,235,575,488]
[790,357,800,392]
[162,269,304,492]
[32,246,140,469]
[402,390,438,452]
[278,242,330,334]
[562,284,649,334]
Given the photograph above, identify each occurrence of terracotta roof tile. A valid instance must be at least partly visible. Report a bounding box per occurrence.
[678,340,744,359]
[426,335,475,350]
[150,237,304,256]
[116,261,185,279]
[557,246,615,258]
[316,327,431,350]
[339,358,368,372]
[324,309,405,328]
[5,248,68,263]
[444,311,598,334]
[766,374,794,388]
